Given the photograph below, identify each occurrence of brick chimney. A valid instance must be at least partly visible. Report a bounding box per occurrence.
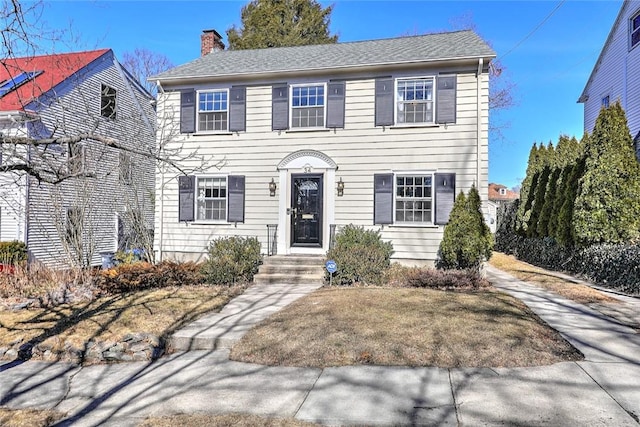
[201,29,225,56]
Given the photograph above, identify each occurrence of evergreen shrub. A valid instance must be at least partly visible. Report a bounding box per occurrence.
[325,224,393,285]
[201,236,262,285]
[0,240,28,265]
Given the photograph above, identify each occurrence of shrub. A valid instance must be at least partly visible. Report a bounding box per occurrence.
[437,187,493,270]
[201,236,262,285]
[94,261,204,294]
[325,224,393,285]
[0,240,28,264]
[405,267,490,290]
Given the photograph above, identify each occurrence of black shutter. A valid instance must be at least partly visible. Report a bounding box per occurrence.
[272,84,289,131]
[434,173,456,225]
[375,77,394,126]
[178,175,195,222]
[326,81,345,128]
[436,76,456,124]
[229,86,246,132]
[180,90,196,133]
[374,173,394,224]
[227,175,245,223]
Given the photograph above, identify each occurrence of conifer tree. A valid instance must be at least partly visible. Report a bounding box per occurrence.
[227,0,338,50]
[548,136,580,239]
[516,143,539,235]
[573,102,640,246]
[437,186,493,270]
[529,142,553,237]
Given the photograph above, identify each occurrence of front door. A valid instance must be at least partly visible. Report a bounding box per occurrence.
[291,174,323,247]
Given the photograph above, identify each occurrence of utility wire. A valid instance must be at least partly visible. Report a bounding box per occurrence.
[498,0,567,61]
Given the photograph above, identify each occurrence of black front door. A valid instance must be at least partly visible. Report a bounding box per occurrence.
[291,174,323,247]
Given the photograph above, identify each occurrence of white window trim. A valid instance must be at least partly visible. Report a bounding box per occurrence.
[394,76,436,127]
[196,89,230,133]
[289,82,327,130]
[194,175,229,223]
[392,170,435,226]
[631,10,640,50]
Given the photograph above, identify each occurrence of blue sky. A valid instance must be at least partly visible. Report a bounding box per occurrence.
[35,0,623,188]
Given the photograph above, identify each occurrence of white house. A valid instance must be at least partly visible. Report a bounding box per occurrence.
[153,30,495,266]
[578,0,640,156]
[0,49,156,267]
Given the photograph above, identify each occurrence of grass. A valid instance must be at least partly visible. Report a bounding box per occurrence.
[230,287,582,368]
[488,252,616,304]
[0,285,244,360]
[138,413,318,427]
[0,408,65,427]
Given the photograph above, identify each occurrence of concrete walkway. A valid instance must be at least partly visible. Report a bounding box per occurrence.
[0,268,639,426]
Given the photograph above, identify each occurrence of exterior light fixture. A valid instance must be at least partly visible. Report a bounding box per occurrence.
[269,178,277,196]
[337,177,344,197]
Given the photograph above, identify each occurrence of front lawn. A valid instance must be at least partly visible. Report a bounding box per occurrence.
[230,287,582,368]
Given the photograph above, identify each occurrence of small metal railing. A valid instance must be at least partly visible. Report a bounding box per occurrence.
[266,224,278,256]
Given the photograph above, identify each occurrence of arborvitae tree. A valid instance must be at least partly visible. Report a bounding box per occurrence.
[573,102,640,246]
[516,143,539,235]
[529,142,553,237]
[437,186,493,270]
[556,136,587,247]
[548,136,580,239]
[227,0,338,50]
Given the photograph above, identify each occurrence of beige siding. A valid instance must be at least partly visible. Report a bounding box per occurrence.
[156,67,489,264]
[0,123,28,243]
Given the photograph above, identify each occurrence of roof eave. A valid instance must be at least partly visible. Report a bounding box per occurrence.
[153,54,496,86]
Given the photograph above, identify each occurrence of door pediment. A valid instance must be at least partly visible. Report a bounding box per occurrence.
[277,150,337,171]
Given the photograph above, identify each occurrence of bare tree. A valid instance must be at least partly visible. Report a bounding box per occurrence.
[121,48,174,96]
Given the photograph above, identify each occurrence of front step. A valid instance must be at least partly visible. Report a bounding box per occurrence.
[253,255,326,285]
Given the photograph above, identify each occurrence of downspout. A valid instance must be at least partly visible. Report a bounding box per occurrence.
[476,58,483,190]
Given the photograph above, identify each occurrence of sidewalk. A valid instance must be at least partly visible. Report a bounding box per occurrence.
[0,268,639,426]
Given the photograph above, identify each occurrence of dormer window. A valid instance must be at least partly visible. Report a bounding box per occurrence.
[101,84,117,119]
[499,188,507,196]
[0,71,41,97]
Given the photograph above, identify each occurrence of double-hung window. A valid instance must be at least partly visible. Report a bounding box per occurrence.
[291,84,325,128]
[395,174,433,224]
[632,11,640,49]
[396,77,434,125]
[198,90,228,132]
[196,176,227,221]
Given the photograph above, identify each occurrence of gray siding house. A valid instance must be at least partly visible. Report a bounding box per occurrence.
[0,49,156,267]
[579,0,640,155]
[153,30,495,266]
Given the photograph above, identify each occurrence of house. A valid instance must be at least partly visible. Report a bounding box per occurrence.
[578,0,640,157]
[153,30,495,266]
[0,49,156,267]
[487,183,519,233]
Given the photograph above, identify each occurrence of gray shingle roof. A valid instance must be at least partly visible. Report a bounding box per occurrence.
[155,30,495,81]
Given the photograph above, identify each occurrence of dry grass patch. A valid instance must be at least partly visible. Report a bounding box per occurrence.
[230,287,582,368]
[0,285,244,357]
[139,413,318,427]
[0,408,65,427]
[489,252,616,304]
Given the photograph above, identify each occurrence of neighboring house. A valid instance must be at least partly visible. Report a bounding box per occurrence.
[578,0,640,157]
[487,183,519,233]
[153,30,495,265]
[0,49,156,267]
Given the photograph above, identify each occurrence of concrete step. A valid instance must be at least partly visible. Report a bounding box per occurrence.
[253,272,325,285]
[258,264,325,275]
[261,255,325,266]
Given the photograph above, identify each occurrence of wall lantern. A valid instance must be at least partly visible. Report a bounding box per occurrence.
[269,178,277,197]
[337,177,345,197]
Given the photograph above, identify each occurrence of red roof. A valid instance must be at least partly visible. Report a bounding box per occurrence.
[488,183,519,202]
[0,49,110,112]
